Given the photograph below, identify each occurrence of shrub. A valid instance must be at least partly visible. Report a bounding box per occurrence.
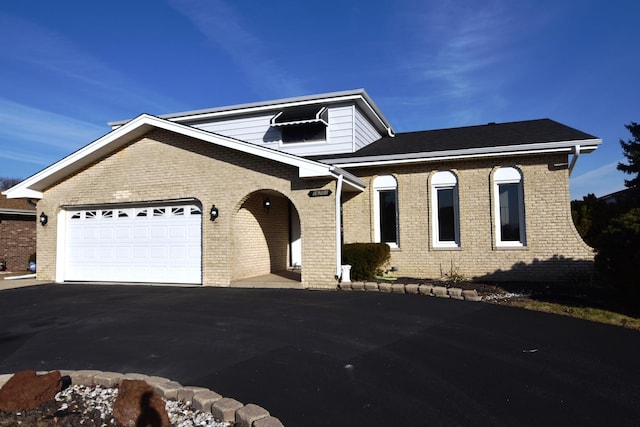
[595,208,640,297]
[342,243,390,281]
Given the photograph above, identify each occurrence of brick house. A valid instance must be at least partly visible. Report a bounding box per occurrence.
[3,90,600,287]
[0,194,36,272]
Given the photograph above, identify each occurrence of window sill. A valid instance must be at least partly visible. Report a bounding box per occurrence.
[432,246,462,251]
[494,244,528,251]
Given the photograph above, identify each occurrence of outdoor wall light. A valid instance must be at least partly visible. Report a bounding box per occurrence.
[263,198,271,210]
[210,205,219,221]
[39,212,48,226]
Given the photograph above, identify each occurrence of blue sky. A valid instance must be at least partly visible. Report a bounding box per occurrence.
[0,0,638,199]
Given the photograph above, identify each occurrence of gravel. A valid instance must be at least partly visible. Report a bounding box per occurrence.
[0,384,230,427]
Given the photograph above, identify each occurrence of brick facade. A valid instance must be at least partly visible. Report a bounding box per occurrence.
[36,129,339,288]
[33,129,593,286]
[342,153,593,282]
[0,196,36,272]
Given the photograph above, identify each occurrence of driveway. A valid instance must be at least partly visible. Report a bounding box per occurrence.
[0,283,638,426]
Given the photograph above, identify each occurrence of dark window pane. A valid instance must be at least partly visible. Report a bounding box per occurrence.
[499,183,521,241]
[437,188,455,242]
[282,123,326,143]
[379,190,397,243]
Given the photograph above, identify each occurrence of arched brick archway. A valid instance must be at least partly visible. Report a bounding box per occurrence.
[231,190,301,283]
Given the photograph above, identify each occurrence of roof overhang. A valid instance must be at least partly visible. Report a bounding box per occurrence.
[109,89,395,137]
[3,114,366,199]
[321,138,602,168]
[0,208,36,217]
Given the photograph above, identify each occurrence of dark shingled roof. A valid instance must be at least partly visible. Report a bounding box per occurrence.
[310,119,598,161]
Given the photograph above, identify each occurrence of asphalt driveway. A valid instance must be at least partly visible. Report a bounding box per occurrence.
[0,283,638,426]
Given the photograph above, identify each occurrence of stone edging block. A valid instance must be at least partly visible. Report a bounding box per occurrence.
[364,282,379,291]
[2,369,281,426]
[432,286,449,298]
[447,287,464,300]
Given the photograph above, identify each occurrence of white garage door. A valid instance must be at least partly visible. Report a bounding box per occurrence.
[64,204,202,284]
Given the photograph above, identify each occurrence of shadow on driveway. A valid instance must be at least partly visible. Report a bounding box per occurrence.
[0,283,638,426]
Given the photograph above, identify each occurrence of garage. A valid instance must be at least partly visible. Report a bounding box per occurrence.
[63,203,202,284]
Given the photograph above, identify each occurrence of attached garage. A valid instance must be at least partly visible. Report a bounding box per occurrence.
[62,202,202,284]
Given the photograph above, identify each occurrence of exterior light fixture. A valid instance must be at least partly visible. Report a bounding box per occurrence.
[263,198,271,210]
[210,205,219,221]
[39,212,48,226]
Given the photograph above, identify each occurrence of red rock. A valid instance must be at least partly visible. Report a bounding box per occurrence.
[113,379,170,427]
[0,370,63,412]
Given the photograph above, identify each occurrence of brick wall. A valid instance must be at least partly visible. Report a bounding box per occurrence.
[342,153,593,282]
[0,214,36,272]
[37,129,338,288]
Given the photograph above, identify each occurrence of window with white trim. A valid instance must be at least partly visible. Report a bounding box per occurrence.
[431,171,460,248]
[494,167,526,247]
[373,175,399,248]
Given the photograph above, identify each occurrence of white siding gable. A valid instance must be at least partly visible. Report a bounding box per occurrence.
[189,102,383,157]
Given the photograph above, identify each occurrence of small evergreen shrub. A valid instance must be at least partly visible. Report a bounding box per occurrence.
[595,208,640,298]
[342,243,390,281]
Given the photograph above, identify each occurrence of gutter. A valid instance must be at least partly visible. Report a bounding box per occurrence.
[568,144,581,176]
[335,174,344,279]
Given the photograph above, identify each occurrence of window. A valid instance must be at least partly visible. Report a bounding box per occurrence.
[271,106,328,144]
[494,167,526,247]
[431,171,460,248]
[373,175,399,247]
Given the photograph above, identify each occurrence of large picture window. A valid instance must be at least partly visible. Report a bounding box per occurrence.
[493,167,526,247]
[431,171,460,248]
[373,175,399,248]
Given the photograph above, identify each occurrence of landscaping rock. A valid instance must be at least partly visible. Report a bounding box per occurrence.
[0,370,65,412]
[462,289,482,301]
[405,284,419,294]
[236,403,270,427]
[113,379,170,427]
[391,283,405,293]
[351,281,365,291]
[211,397,244,422]
[448,287,464,300]
[364,282,379,291]
[379,282,392,293]
[419,284,434,296]
[433,286,450,298]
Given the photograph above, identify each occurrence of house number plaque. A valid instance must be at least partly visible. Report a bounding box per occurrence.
[308,189,332,197]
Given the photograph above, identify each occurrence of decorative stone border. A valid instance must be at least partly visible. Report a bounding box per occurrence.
[0,370,284,427]
[338,281,483,301]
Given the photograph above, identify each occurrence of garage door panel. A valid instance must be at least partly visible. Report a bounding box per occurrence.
[64,204,202,284]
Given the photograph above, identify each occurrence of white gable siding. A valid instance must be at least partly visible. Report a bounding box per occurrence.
[354,107,381,150]
[192,113,277,146]
[188,103,382,157]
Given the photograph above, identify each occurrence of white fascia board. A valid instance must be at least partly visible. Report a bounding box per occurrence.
[4,115,156,199]
[327,138,602,168]
[0,208,36,216]
[5,114,345,198]
[108,89,395,136]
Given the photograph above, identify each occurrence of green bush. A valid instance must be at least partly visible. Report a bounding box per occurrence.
[595,208,640,297]
[342,243,390,281]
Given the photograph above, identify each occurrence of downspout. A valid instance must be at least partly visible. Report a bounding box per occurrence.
[568,144,581,176]
[335,173,344,279]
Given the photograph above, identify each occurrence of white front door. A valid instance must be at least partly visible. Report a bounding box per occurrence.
[63,204,202,284]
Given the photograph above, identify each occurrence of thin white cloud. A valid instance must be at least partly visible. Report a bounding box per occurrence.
[0,98,105,151]
[570,160,627,199]
[0,11,178,115]
[167,0,307,98]
[405,1,516,101]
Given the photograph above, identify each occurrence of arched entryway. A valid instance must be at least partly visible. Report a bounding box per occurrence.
[231,190,302,287]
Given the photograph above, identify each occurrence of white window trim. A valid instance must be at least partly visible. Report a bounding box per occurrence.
[373,175,399,248]
[430,171,460,248]
[493,167,526,248]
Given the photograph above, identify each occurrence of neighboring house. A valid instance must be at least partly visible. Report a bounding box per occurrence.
[3,89,600,287]
[0,194,36,272]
